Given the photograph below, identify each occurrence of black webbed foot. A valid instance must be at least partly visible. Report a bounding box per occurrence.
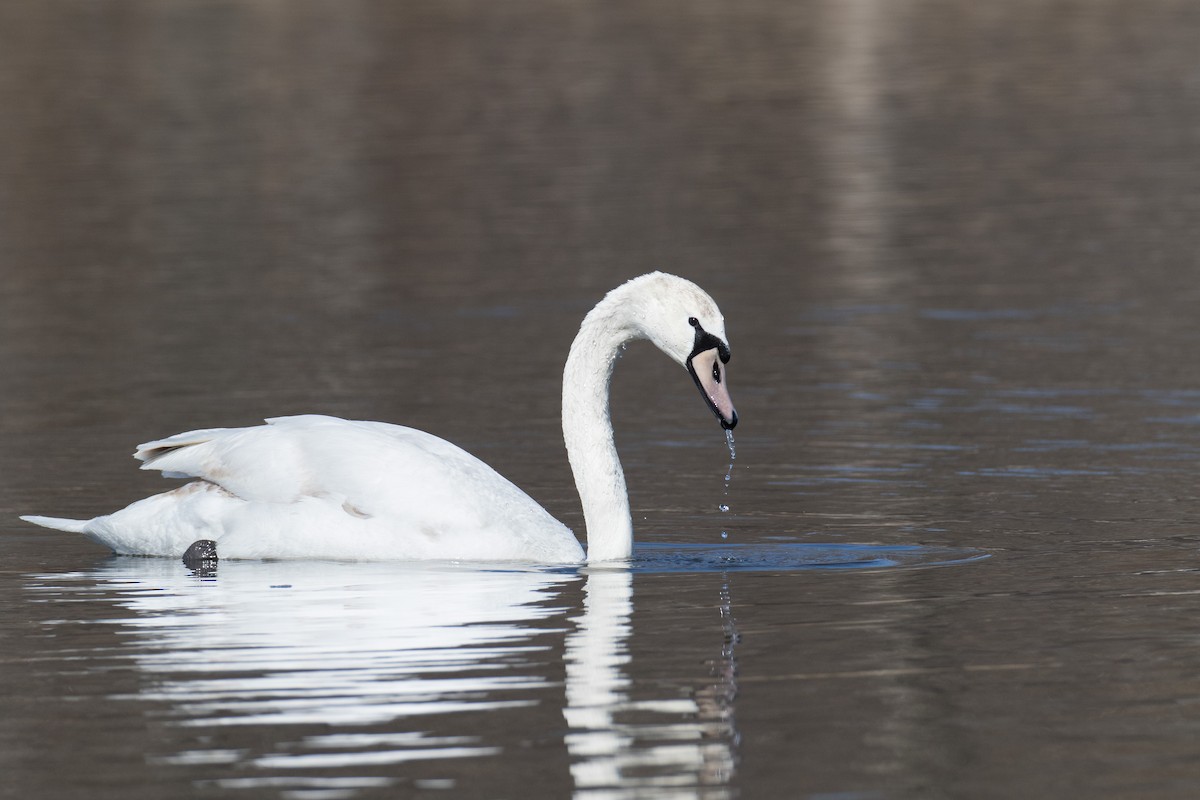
[182,539,219,573]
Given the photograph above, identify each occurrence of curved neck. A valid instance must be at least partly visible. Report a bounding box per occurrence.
[562,303,639,562]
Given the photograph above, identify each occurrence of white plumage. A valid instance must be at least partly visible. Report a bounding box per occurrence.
[22,273,736,563]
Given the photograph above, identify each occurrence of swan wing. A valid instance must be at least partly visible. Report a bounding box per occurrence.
[134,414,496,510]
[135,416,325,503]
[130,415,579,560]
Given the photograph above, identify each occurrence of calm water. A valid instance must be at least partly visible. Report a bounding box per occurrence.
[5,1,1200,798]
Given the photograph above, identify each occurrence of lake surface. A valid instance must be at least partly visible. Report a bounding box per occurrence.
[4,1,1200,798]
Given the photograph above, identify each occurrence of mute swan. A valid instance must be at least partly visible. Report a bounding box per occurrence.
[21,272,737,563]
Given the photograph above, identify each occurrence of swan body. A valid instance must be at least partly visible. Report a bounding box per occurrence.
[27,415,585,562]
[22,272,737,563]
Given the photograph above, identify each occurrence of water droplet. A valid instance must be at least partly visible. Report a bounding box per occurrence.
[717,429,736,542]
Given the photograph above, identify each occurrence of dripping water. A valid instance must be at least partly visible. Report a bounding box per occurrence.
[719,429,735,539]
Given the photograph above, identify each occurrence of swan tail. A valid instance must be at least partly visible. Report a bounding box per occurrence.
[21,513,140,556]
[22,487,220,556]
[21,512,145,555]
[20,515,91,533]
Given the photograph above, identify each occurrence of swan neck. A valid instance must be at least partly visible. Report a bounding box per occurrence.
[563,310,636,562]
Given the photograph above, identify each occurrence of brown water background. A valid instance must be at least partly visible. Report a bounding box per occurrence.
[4,2,1200,798]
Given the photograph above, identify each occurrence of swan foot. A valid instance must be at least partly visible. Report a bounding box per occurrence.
[182,539,219,572]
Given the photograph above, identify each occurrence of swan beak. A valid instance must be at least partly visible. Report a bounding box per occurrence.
[688,347,738,430]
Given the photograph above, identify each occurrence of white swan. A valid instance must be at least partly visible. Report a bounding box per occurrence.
[21,272,737,563]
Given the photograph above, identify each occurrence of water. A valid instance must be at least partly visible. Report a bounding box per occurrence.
[5,1,1200,798]
[719,431,735,536]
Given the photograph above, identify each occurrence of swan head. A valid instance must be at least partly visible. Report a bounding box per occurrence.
[618,272,739,430]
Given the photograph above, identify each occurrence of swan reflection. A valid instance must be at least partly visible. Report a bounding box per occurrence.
[30,558,740,797]
[33,558,577,776]
[565,569,739,797]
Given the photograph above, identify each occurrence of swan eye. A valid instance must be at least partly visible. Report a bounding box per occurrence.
[688,317,699,327]
[712,361,721,383]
